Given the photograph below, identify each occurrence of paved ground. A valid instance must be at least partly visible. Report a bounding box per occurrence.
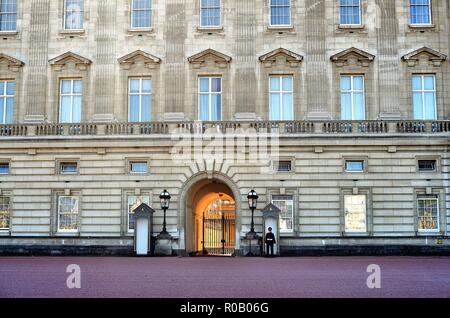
[0,256,449,298]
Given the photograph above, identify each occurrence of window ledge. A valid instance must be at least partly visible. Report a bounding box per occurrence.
[408,24,436,32]
[58,29,86,38]
[127,28,155,36]
[195,26,225,36]
[54,232,80,237]
[0,31,18,37]
[336,24,367,33]
[266,26,295,34]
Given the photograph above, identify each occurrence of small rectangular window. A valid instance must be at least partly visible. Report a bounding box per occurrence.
[131,0,152,29]
[200,0,221,27]
[417,195,439,232]
[0,80,14,124]
[199,77,222,121]
[341,75,365,120]
[340,0,361,25]
[270,0,291,26]
[60,162,78,174]
[412,75,436,120]
[57,195,79,232]
[0,0,17,32]
[272,195,294,233]
[64,0,84,30]
[0,162,9,174]
[418,160,437,172]
[344,194,367,233]
[410,0,432,25]
[0,195,10,230]
[129,78,152,122]
[274,160,292,172]
[130,161,148,174]
[345,160,364,172]
[127,195,150,232]
[59,79,83,123]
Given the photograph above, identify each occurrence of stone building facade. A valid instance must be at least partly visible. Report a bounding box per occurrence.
[0,0,449,255]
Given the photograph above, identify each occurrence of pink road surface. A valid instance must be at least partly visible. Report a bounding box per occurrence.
[0,256,449,298]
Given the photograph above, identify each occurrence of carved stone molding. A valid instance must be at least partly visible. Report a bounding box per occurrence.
[0,53,25,72]
[118,50,162,70]
[48,51,92,71]
[330,47,375,68]
[401,47,447,67]
[187,48,232,69]
[258,48,303,68]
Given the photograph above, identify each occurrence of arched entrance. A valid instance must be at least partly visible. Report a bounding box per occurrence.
[182,176,239,256]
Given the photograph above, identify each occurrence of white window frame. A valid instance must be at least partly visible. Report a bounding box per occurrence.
[269,75,294,121]
[417,196,440,233]
[269,0,291,27]
[410,0,432,26]
[344,194,367,233]
[0,0,17,32]
[198,77,222,121]
[340,75,365,120]
[130,0,152,30]
[129,161,148,174]
[199,0,221,28]
[0,195,11,231]
[0,80,14,124]
[272,194,294,233]
[59,79,82,123]
[128,78,152,122]
[339,0,362,26]
[412,74,437,120]
[63,0,84,31]
[57,195,79,233]
[59,162,78,175]
[345,160,365,173]
[126,194,150,233]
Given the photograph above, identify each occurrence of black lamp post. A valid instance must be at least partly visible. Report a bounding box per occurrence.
[247,189,258,238]
[158,189,171,239]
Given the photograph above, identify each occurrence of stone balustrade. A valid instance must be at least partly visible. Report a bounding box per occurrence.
[0,120,448,137]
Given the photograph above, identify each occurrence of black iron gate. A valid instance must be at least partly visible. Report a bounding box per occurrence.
[202,208,235,256]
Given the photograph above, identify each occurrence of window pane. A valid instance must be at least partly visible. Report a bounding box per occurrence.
[0,99,4,124]
[141,95,151,121]
[423,76,435,90]
[412,76,422,90]
[131,162,148,173]
[60,96,72,123]
[340,76,351,90]
[199,78,209,92]
[5,97,13,124]
[61,80,72,94]
[346,160,364,172]
[0,196,10,229]
[344,195,367,232]
[282,93,293,120]
[270,77,280,91]
[129,95,140,122]
[413,92,423,120]
[353,76,364,90]
[211,78,221,92]
[353,92,365,120]
[72,96,82,123]
[0,163,9,174]
[129,79,140,93]
[270,93,281,120]
[142,79,152,93]
[341,93,352,120]
[6,82,14,95]
[73,80,82,94]
[282,77,293,91]
[211,94,221,121]
[417,197,439,231]
[423,92,436,120]
[199,94,210,120]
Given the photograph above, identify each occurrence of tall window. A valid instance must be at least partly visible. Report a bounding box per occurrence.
[57,196,79,232]
[344,195,367,233]
[272,195,294,233]
[64,0,84,30]
[0,195,10,230]
[269,76,293,120]
[127,195,150,233]
[199,77,221,121]
[417,196,439,232]
[0,0,17,31]
[270,0,291,26]
[60,79,82,123]
[410,0,432,25]
[131,0,152,29]
[412,75,436,120]
[339,0,361,25]
[0,80,14,124]
[200,0,221,27]
[129,78,152,122]
[341,75,365,120]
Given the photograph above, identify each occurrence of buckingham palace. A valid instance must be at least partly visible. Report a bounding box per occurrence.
[0,0,449,256]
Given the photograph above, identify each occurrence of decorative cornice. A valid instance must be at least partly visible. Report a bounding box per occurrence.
[259,48,303,68]
[49,51,92,71]
[188,48,232,68]
[118,50,161,70]
[330,47,375,67]
[402,47,447,67]
[0,53,25,72]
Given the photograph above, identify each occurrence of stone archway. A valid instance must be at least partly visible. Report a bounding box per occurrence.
[178,172,242,255]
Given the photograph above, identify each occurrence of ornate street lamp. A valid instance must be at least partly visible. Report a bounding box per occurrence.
[247,189,258,237]
[158,189,171,239]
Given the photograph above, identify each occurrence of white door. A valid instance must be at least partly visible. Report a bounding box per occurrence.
[265,218,278,255]
[136,218,149,255]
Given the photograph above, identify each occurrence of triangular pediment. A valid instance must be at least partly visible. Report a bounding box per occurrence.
[402,47,447,67]
[188,49,231,68]
[330,47,375,67]
[49,51,92,66]
[118,50,161,69]
[259,48,303,62]
[0,53,24,67]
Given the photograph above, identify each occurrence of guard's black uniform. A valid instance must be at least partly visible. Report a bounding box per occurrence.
[265,232,276,256]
